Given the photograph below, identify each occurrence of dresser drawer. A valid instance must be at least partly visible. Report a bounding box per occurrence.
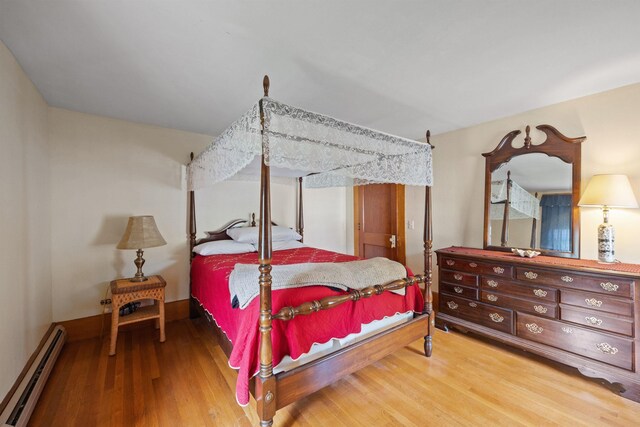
[440,282,479,300]
[480,290,557,318]
[441,270,478,287]
[516,267,633,298]
[440,295,513,334]
[560,305,634,337]
[560,290,633,317]
[517,313,633,370]
[441,257,513,277]
[481,277,557,302]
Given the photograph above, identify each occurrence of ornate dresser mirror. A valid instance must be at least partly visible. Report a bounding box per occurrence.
[482,125,585,258]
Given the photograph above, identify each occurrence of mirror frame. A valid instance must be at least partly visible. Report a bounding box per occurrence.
[482,124,586,259]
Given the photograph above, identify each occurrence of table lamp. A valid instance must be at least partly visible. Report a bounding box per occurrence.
[578,174,638,263]
[117,216,167,281]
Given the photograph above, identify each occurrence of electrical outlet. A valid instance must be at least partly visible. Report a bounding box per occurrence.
[100,298,112,305]
[407,220,415,230]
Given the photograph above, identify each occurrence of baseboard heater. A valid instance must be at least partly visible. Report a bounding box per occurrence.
[1,325,66,427]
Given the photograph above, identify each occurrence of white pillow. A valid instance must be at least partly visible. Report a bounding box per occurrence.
[253,240,305,252]
[226,226,302,244]
[193,240,256,256]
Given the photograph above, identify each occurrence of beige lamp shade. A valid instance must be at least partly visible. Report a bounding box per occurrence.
[578,174,638,208]
[117,216,167,249]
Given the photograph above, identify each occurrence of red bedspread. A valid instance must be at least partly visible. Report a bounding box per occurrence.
[191,247,424,405]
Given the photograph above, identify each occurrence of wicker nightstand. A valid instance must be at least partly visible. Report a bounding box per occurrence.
[109,275,166,356]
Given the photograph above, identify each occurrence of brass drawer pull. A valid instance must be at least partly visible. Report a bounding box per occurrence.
[446,260,455,266]
[561,327,573,334]
[524,271,538,280]
[493,266,505,274]
[447,301,459,310]
[454,286,463,294]
[489,313,504,323]
[596,342,618,355]
[585,298,603,308]
[468,302,477,308]
[469,262,478,268]
[600,282,619,292]
[487,294,498,302]
[487,280,498,288]
[533,289,547,297]
[525,323,543,334]
[453,273,463,281]
[585,316,603,326]
[561,275,573,283]
[533,305,548,314]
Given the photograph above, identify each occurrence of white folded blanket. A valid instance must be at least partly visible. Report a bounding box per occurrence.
[229,257,407,309]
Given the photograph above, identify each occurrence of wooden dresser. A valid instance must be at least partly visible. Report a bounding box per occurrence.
[435,246,640,402]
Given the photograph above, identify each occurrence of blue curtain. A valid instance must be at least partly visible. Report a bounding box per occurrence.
[539,194,572,252]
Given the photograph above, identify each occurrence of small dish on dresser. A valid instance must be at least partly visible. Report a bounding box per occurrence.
[511,248,541,258]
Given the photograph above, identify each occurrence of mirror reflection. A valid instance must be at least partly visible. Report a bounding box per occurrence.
[489,153,572,252]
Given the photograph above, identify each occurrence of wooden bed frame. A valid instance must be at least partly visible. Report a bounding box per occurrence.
[187,77,434,426]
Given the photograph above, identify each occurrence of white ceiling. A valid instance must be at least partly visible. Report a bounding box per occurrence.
[2,1,640,138]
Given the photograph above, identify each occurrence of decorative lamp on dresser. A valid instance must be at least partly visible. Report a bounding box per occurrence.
[436,124,640,401]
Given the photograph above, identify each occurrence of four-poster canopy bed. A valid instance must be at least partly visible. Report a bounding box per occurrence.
[187,76,434,426]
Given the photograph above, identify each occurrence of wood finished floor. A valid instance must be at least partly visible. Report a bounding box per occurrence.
[29,318,640,426]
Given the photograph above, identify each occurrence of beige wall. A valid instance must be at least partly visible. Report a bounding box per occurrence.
[304,186,351,254]
[405,82,640,288]
[49,108,350,322]
[0,42,51,399]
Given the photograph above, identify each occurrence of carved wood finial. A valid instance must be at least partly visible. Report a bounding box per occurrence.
[524,125,532,149]
[426,129,435,149]
[251,213,256,227]
[190,152,194,161]
[507,170,511,180]
[263,75,270,97]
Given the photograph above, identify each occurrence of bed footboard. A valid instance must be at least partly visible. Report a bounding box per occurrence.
[269,314,429,409]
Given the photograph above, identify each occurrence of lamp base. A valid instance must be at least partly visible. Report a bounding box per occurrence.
[597,222,615,263]
[131,249,149,282]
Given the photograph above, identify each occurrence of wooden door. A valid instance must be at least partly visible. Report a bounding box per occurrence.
[354,184,405,264]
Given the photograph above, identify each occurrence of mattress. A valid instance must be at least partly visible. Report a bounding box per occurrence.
[273,311,414,374]
[191,246,424,406]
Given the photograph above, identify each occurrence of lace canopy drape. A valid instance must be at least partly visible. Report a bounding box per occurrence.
[490,179,540,220]
[187,98,433,190]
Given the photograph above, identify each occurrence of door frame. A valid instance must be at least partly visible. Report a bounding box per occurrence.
[353,184,406,265]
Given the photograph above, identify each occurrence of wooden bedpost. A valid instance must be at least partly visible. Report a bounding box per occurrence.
[297,177,304,242]
[423,130,434,357]
[530,192,539,249]
[189,152,197,255]
[500,170,512,247]
[188,152,199,319]
[256,75,276,427]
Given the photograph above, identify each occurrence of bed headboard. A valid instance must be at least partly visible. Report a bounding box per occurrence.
[194,213,279,246]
